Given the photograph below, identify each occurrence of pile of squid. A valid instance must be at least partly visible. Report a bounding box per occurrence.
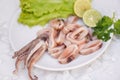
[12,16,102,80]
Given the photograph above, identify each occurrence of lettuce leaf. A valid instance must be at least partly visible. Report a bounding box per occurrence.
[18,0,76,27]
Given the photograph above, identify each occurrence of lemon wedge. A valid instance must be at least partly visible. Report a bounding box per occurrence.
[74,0,91,17]
[83,9,102,27]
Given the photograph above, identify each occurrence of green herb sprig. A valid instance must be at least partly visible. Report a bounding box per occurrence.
[93,16,120,41]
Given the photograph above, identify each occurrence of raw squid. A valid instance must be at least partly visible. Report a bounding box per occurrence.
[13,16,103,80]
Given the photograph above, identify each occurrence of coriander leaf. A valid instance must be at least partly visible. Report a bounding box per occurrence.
[114,19,120,34]
[93,16,113,41]
[96,16,113,29]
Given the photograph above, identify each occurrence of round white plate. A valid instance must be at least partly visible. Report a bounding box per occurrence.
[9,0,116,71]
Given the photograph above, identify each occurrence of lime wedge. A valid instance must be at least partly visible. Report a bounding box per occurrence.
[74,0,91,17]
[83,9,102,27]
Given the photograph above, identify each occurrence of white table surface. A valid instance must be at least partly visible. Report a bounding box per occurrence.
[0,0,120,80]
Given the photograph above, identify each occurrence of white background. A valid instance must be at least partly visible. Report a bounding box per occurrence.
[0,0,120,80]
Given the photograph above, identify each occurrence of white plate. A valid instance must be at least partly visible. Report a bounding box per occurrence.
[9,0,115,71]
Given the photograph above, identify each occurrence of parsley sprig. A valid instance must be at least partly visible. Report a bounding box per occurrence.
[93,16,120,42]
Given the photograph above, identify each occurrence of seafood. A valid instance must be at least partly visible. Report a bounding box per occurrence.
[67,16,79,24]
[49,19,65,30]
[58,44,79,64]
[27,41,47,80]
[80,40,102,55]
[13,16,103,80]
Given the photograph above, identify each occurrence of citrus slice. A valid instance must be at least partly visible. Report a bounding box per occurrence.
[74,0,91,17]
[83,9,102,27]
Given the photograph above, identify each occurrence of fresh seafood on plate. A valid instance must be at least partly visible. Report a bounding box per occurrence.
[12,16,102,80]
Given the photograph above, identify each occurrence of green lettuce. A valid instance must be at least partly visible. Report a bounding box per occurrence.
[18,0,76,27]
